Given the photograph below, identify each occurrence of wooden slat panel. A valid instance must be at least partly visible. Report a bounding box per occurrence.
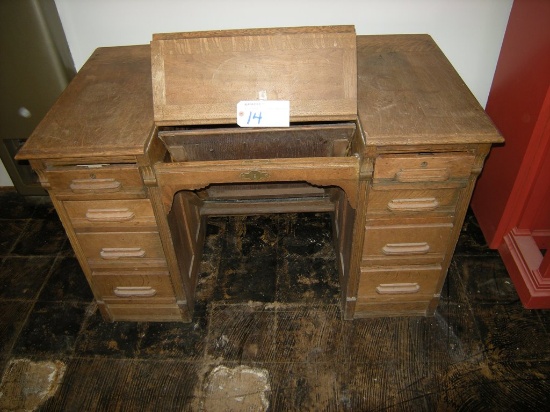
[167,191,205,302]
[353,299,437,317]
[151,26,357,125]
[103,303,183,322]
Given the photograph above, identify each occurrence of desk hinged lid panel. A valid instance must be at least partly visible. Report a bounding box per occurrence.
[151,26,357,126]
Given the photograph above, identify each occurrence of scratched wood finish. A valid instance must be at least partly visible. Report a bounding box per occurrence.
[16,45,155,161]
[356,35,502,146]
[151,26,357,125]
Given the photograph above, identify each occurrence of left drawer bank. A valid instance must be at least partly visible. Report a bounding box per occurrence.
[15,45,188,322]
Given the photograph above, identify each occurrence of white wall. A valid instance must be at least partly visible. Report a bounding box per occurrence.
[54,0,513,106]
[2,0,513,188]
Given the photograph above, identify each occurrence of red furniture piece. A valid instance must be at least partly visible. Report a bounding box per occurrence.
[471,0,550,308]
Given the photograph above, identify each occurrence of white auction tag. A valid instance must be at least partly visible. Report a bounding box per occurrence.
[236,100,290,127]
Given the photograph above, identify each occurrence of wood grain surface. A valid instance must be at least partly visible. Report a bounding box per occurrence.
[151,26,357,125]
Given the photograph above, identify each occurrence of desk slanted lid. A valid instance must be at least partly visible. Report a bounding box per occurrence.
[151,26,357,126]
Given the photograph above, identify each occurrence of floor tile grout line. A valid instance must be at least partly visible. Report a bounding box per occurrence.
[3,253,60,363]
[198,218,226,365]
[45,355,426,367]
[0,253,61,260]
[1,217,32,257]
[0,297,93,305]
[201,298,216,366]
[451,260,494,365]
[71,301,101,359]
[536,311,550,334]
[273,213,280,357]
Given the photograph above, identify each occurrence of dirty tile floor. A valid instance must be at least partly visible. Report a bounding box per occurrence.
[0,189,549,410]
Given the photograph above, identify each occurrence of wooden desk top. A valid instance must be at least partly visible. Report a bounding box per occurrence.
[357,35,502,146]
[17,34,501,161]
[17,45,154,161]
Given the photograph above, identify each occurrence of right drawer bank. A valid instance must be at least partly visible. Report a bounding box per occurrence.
[355,151,475,316]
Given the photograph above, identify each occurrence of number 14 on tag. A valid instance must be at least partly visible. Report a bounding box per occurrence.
[237,100,290,127]
[246,111,263,125]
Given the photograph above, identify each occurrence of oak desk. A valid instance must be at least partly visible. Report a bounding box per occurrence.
[17,34,502,322]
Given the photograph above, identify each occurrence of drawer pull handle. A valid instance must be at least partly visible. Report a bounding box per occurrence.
[376,283,420,294]
[387,198,439,212]
[395,168,450,183]
[240,170,269,181]
[113,286,157,297]
[100,247,146,259]
[382,242,430,255]
[70,178,121,193]
[86,208,135,222]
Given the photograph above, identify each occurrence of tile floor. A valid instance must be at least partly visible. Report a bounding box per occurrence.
[0,189,549,410]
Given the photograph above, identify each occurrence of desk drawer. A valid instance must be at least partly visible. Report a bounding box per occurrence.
[358,265,442,302]
[91,270,175,304]
[362,222,453,265]
[64,199,157,230]
[373,153,475,184]
[76,231,166,268]
[44,165,144,196]
[367,187,459,217]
